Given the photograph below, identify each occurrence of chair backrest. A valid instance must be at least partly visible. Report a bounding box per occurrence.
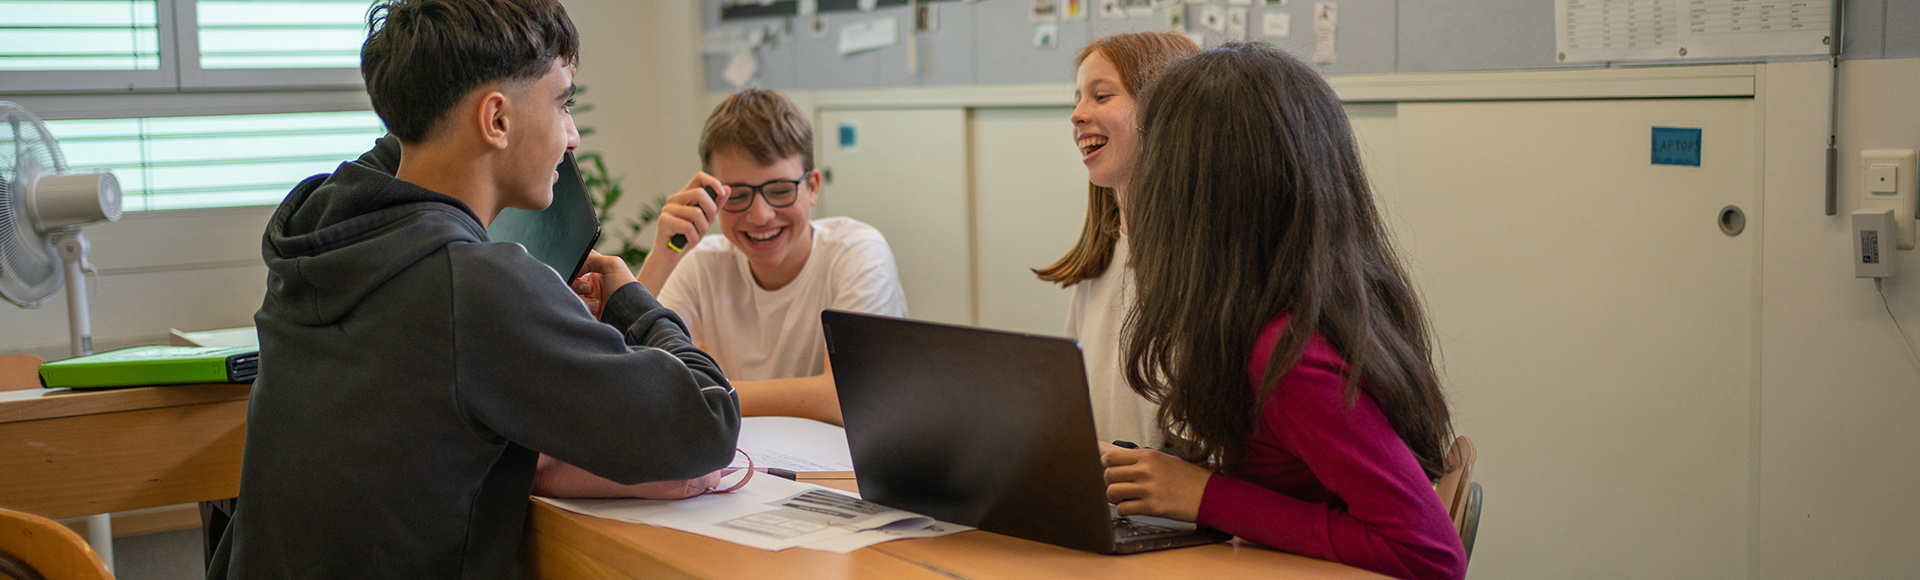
[1434,435,1480,560]
[0,355,45,392]
[0,508,112,580]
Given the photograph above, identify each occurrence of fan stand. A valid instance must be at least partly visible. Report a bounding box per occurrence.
[51,229,93,358]
[50,228,113,571]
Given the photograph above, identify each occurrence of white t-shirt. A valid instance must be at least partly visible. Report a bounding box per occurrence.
[658,216,907,381]
[1064,236,1164,449]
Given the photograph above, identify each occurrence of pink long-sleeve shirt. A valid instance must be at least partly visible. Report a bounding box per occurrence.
[1194,315,1467,580]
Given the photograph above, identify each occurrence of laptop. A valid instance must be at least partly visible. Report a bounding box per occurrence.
[822,310,1233,554]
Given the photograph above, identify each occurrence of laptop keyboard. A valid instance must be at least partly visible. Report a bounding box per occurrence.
[1113,517,1179,540]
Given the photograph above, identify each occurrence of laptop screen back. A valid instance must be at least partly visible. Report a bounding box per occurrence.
[823,310,1117,552]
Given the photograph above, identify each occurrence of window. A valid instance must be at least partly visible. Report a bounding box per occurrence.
[9,0,387,213]
[46,110,386,211]
[196,1,375,70]
[1,0,162,71]
[0,0,176,91]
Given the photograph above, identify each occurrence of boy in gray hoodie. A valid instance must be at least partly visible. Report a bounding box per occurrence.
[206,1,740,578]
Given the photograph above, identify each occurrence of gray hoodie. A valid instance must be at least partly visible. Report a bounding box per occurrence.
[208,140,739,579]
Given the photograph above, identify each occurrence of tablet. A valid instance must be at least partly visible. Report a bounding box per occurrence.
[488,152,602,282]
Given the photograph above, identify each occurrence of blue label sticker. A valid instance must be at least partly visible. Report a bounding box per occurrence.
[1651,127,1702,166]
[838,123,857,149]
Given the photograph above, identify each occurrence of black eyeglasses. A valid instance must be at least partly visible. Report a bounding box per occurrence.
[705,170,812,213]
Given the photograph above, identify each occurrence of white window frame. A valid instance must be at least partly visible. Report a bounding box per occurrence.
[0,0,181,93]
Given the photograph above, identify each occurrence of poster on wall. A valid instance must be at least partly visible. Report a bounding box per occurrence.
[1554,0,1834,63]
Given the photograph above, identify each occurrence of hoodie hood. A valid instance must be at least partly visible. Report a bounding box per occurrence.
[262,158,486,326]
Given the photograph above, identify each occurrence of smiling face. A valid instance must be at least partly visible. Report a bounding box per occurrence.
[497,59,580,211]
[1072,50,1139,196]
[709,147,820,289]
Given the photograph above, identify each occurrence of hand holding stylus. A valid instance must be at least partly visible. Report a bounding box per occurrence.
[656,172,728,254]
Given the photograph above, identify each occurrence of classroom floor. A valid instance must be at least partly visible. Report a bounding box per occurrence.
[113,529,203,580]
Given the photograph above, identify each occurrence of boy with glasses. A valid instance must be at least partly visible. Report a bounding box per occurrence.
[635,89,906,425]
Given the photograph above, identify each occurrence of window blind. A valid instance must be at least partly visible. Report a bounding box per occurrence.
[46,110,387,212]
[197,0,377,69]
[0,0,161,71]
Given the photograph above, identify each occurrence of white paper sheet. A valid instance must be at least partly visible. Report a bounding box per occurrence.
[1554,0,1831,63]
[1262,10,1290,37]
[1226,7,1248,41]
[1034,23,1060,48]
[1200,4,1227,32]
[731,416,856,473]
[838,17,899,55]
[1312,1,1336,63]
[539,476,969,552]
[722,49,758,89]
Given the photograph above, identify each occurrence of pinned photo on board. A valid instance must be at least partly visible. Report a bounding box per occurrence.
[1034,22,1059,48]
[1262,10,1290,37]
[1227,7,1248,40]
[1166,5,1185,31]
[1265,0,1287,4]
[810,14,828,38]
[1200,4,1226,31]
[1066,0,1088,21]
[1100,0,1126,19]
[1032,0,1058,22]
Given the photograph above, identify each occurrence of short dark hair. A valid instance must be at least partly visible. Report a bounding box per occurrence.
[699,89,814,174]
[361,0,579,143]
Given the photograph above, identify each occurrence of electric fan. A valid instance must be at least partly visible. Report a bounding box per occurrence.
[1,101,123,358]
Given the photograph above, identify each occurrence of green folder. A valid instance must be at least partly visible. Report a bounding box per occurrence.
[37,345,259,389]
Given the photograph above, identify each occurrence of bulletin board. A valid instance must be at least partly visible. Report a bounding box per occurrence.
[702,0,1909,92]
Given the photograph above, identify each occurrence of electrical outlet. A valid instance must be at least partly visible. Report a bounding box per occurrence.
[1860,149,1917,250]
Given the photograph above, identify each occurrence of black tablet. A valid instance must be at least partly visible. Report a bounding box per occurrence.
[487,152,602,282]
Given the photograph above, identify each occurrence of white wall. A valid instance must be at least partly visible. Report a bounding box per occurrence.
[1756,59,1920,580]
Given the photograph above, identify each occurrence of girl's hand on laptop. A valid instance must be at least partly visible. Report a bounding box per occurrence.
[1102,447,1209,522]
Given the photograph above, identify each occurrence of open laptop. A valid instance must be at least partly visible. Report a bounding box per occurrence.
[822,310,1232,554]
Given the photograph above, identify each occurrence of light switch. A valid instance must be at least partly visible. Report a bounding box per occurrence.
[1860,150,1917,250]
[1869,164,1899,195]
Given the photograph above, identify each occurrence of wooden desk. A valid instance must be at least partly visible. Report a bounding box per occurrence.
[0,384,249,520]
[1,386,1386,579]
[526,483,1388,580]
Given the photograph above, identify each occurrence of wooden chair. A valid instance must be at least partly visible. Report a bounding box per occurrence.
[1434,435,1482,561]
[0,508,112,580]
[0,354,44,392]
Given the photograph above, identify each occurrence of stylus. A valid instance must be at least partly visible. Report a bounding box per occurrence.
[667,186,722,252]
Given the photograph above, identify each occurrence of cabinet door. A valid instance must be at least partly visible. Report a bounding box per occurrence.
[972,107,1088,336]
[816,108,972,325]
[1380,98,1758,580]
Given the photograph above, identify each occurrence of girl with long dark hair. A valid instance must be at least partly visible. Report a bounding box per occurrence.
[1099,42,1467,580]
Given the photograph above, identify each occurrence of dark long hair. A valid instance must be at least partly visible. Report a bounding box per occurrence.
[1121,43,1453,479]
[1034,31,1200,286]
